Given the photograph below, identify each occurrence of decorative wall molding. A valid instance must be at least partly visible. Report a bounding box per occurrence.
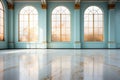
[108,4,115,9]
[74,3,80,9]
[14,0,109,2]
[108,41,115,43]
[7,2,14,10]
[41,4,47,9]
[42,41,47,44]
[8,42,14,43]
[75,41,80,44]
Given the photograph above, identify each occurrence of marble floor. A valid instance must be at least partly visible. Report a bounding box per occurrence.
[0,49,120,80]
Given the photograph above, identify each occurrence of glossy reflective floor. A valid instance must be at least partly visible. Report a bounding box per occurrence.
[0,49,120,80]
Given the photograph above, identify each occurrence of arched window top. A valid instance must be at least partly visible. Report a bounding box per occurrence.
[52,6,70,15]
[20,6,38,15]
[0,1,3,10]
[85,6,103,15]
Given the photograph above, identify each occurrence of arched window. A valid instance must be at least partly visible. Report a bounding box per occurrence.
[19,6,38,42]
[84,6,104,42]
[0,1,4,41]
[52,6,71,42]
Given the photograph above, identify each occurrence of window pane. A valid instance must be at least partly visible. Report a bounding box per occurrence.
[0,1,4,41]
[52,6,71,42]
[89,15,93,21]
[84,15,89,21]
[0,2,3,10]
[19,6,38,42]
[94,15,99,21]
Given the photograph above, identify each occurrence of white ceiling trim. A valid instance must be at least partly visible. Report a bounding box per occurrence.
[14,0,41,2]
[109,0,118,4]
[7,0,13,4]
[41,0,46,4]
[12,0,120,2]
[75,0,80,4]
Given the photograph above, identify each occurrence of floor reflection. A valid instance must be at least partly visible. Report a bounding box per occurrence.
[20,53,39,80]
[84,56,104,80]
[51,56,71,80]
[0,56,4,80]
[0,49,120,80]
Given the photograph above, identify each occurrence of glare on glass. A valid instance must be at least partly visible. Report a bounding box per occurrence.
[84,6,104,42]
[0,1,4,41]
[19,6,38,42]
[52,6,71,42]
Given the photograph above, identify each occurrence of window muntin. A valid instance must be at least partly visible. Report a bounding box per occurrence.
[19,6,38,42]
[52,6,71,42]
[84,6,104,42]
[0,1,4,41]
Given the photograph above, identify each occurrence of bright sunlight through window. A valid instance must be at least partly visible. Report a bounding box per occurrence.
[19,6,38,42]
[0,1,4,41]
[84,6,104,42]
[52,6,71,42]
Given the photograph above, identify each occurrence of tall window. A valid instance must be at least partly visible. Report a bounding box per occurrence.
[19,6,38,42]
[84,6,104,42]
[0,1,4,41]
[52,6,71,42]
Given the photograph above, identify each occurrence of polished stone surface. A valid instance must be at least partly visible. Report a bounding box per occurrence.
[0,49,120,80]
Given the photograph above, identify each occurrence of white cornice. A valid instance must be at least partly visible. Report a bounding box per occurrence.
[13,0,120,2]
[7,0,13,4]
[109,0,117,4]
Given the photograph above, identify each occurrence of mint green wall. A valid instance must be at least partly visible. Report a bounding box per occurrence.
[115,3,120,48]
[0,0,8,49]
[1,1,120,49]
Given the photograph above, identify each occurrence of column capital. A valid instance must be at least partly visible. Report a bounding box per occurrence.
[7,2,14,10]
[74,3,80,9]
[108,4,115,9]
[41,3,47,9]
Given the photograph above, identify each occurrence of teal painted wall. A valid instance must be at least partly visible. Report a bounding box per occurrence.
[0,0,8,49]
[115,3,120,48]
[1,1,120,49]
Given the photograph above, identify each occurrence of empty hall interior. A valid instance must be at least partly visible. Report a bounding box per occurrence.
[0,0,120,80]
